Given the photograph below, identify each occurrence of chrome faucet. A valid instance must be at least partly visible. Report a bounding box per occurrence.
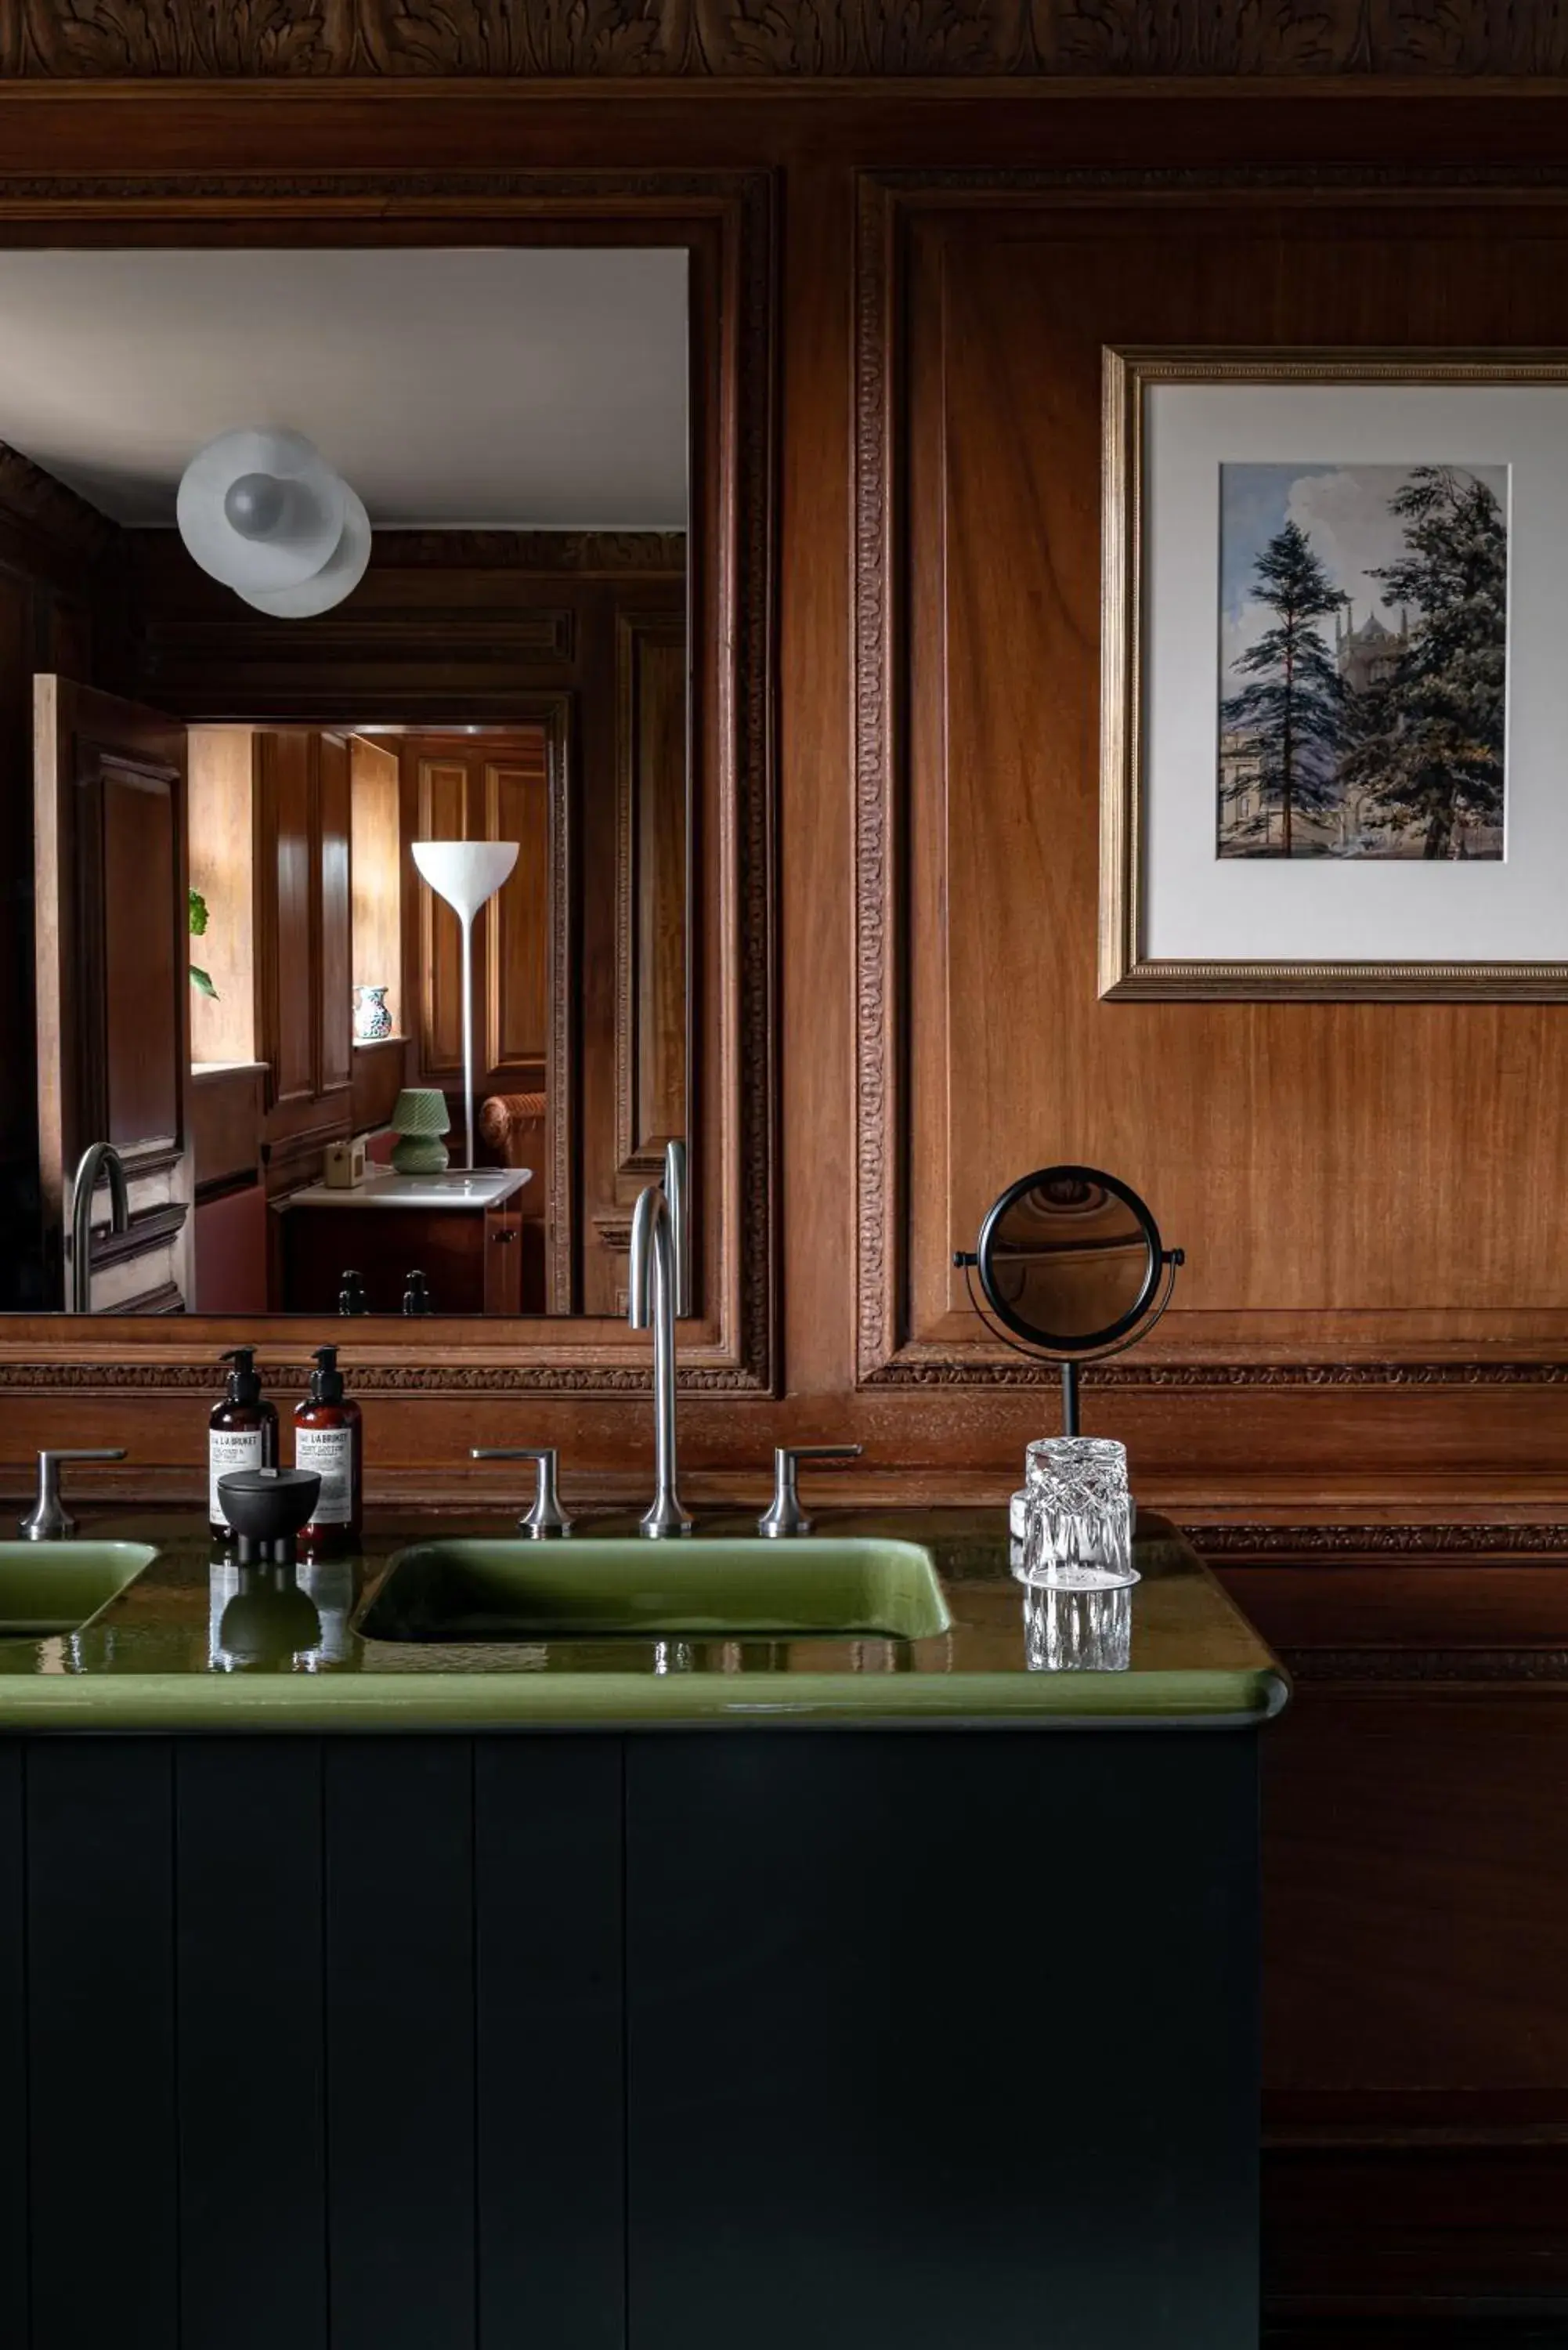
[628,1141,692,1539]
[68,1141,130,1313]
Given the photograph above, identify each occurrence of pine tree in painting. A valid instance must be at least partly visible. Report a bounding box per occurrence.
[1220,520,1346,857]
[1346,466,1507,859]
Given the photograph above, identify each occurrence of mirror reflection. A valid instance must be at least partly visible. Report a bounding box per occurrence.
[977,1168,1158,1350]
[2,247,691,1316]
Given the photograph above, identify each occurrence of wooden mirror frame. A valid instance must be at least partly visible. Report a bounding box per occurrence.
[0,167,775,1398]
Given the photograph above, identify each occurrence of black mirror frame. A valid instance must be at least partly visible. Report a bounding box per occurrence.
[974,1163,1165,1357]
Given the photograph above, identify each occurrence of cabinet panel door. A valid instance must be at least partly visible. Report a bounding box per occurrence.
[475,1737,626,2350]
[33,676,191,1308]
[0,1744,25,2350]
[27,1739,179,2349]
[627,1731,1260,2350]
[176,1740,328,2350]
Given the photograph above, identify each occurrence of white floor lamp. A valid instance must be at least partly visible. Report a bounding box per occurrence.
[411,840,520,1171]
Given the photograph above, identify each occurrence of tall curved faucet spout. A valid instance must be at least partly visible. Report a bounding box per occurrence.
[629,1153,692,1538]
[68,1141,130,1314]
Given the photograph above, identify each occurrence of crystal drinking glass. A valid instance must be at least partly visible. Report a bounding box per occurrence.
[1020,1437,1137,1590]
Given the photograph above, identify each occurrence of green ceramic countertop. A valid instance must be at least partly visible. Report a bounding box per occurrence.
[0,1506,1288,1731]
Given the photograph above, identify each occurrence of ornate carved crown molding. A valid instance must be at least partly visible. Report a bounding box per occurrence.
[0,0,1563,78]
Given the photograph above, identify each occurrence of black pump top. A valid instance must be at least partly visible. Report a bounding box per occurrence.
[309,1344,345,1405]
[220,1346,262,1405]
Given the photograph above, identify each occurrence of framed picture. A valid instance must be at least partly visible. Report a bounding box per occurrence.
[1100,347,1568,999]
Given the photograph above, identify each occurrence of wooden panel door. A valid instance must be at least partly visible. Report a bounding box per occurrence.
[255,728,354,1164]
[33,675,192,1311]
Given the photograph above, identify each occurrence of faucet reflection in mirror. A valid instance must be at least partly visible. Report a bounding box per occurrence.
[410,841,520,1172]
[68,1141,129,1313]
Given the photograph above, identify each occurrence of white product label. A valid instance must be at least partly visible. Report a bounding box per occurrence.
[210,1428,266,1526]
[295,1426,354,1524]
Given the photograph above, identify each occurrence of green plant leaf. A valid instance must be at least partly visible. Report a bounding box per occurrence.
[188,888,210,939]
[190,963,219,1000]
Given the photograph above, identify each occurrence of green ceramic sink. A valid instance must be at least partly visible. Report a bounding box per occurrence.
[0,1542,157,1639]
[359,1537,951,1644]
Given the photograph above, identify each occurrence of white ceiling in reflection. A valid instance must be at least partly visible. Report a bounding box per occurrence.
[0,247,688,530]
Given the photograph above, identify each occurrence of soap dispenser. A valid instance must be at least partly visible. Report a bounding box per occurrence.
[208,1347,280,1541]
[294,1345,363,1553]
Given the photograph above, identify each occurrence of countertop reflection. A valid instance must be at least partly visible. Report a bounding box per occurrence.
[0,1506,1288,1730]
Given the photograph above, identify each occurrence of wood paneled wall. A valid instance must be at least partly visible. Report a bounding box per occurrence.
[7,83,1568,2334]
[0,453,123,1305]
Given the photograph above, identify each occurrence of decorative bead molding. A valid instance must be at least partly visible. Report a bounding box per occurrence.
[1189,1520,1568,1555]
[1,0,1565,78]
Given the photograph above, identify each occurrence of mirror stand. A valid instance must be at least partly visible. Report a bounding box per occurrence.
[953,1162,1185,1434]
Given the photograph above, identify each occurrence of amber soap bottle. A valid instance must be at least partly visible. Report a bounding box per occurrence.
[294,1345,363,1553]
[208,1347,279,1541]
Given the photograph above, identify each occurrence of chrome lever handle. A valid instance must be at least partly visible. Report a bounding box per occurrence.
[19,1447,127,1542]
[471,1446,573,1539]
[758,1444,862,1539]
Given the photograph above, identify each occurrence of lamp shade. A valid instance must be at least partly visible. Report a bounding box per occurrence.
[388,1086,451,1176]
[177,428,346,594]
[236,484,372,617]
[411,839,519,920]
[390,1088,451,1137]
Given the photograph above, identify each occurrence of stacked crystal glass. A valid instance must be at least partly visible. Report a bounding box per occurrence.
[1018,1437,1138,1592]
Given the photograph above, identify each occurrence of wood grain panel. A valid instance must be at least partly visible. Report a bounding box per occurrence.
[349,732,401,1033]
[102,757,179,1148]
[257,728,316,1111]
[871,189,1568,1383]
[186,725,257,1065]
[487,747,550,1075]
[410,750,474,1082]
[9,0,1568,78]
[616,610,688,1177]
[317,728,353,1099]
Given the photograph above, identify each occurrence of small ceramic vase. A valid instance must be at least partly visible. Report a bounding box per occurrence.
[353,985,393,1043]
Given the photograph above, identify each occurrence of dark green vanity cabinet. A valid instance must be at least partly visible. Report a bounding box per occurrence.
[0,1723,1260,2350]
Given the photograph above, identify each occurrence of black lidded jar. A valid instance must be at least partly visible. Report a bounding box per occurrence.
[209,1347,280,1542]
[294,1344,363,1554]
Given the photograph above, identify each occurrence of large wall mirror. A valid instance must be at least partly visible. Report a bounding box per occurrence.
[0,197,772,1382]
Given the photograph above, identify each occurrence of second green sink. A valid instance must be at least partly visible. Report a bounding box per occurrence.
[359,1537,950,1643]
[0,1542,158,1639]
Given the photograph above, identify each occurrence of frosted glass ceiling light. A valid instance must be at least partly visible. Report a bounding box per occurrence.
[235,485,372,617]
[177,426,349,596]
[411,841,520,1172]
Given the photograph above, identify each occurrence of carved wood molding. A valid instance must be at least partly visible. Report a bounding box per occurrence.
[0,1358,761,1393]
[851,164,1568,1390]
[1190,1520,1568,1554]
[870,1355,1568,1388]
[4,0,1568,78]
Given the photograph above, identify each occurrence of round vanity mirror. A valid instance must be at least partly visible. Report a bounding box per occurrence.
[955,1164,1183,1436]
[975,1166,1162,1354]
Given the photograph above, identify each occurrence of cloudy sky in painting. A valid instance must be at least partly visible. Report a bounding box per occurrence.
[1219,461,1510,696]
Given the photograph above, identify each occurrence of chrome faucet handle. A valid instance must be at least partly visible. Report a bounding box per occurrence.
[19,1448,127,1542]
[758,1445,862,1539]
[470,1447,573,1539]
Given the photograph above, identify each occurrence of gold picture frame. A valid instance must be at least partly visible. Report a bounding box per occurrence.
[1100,345,1568,1001]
